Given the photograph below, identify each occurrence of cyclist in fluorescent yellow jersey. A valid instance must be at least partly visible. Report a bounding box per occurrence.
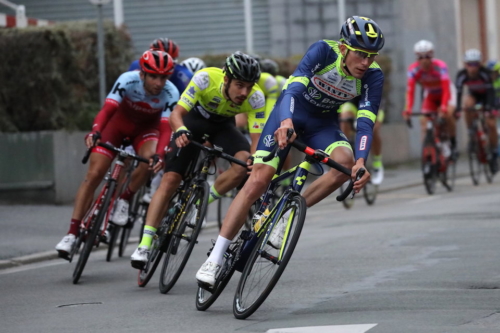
[340,100,385,184]
[130,52,266,268]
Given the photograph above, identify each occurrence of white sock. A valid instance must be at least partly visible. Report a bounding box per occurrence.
[207,235,232,266]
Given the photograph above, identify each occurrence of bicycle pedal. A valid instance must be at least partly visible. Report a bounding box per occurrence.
[197,281,214,292]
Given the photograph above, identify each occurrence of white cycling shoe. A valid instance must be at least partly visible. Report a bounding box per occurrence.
[371,165,384,185]
[111,199,129,226]
[55,234,76,259]
[196,261,220,287]
[130,246,149,270]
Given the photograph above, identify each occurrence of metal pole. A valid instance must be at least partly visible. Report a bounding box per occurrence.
[97,4,106,105]
[338,0,345,29]
[244,0,254,54]
[454,0,463,68]
[485,0,498,60]
[113,0,123,28]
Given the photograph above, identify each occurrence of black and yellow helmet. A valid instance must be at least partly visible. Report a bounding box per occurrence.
[224,51,261,83]
[340,16,384,52]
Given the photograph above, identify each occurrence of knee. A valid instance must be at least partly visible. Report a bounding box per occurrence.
[85,168,106,186]
[159,172,181,189]
[242,175,268,200]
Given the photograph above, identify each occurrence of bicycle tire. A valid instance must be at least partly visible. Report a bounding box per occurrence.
[105,224,119,262]
[340,181,354,209]
[468,136,481,185]
[137,234,165,287]
[118,225,132,257]
[120,202,147,257]
[195,237,244,311]
[159,181,209,294]
[441,157,456,192]
[363,179,378,205]
[233,194,306,320]
[73,181,115,284]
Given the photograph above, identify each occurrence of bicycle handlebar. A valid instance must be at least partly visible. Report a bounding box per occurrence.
[188,138,249,169]
[82,142,149,165]
[261,129,365,201]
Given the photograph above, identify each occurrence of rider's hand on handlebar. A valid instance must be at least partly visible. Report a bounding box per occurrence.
[173,126,191,148]
[84,131,101,148]
[352,158,370,193]
[149,154,164,173]
[274,119,297,149]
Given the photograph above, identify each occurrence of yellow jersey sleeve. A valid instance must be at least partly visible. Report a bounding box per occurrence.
[246,89,266,134]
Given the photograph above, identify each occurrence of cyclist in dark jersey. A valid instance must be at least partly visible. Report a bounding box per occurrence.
[455,48,498,173]
[196,16,385,286]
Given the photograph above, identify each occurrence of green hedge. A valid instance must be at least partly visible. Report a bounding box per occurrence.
[0,20,134,132]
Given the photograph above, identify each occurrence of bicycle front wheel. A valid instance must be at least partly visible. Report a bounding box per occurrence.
[137,234,164,287]
[233,194,306,320]
[159,181,209,294]
[73,182,115,284]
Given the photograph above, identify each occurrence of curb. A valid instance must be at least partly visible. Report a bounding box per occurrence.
[0,221,220,271]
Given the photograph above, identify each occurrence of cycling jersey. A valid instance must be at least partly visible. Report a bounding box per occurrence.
[455,67,495,110]
[177,67,267,133]
[92,71,179,157]
[264,39,383,161]
[257,72,279,118]
[405,58,451,111]
[129,60,192,95]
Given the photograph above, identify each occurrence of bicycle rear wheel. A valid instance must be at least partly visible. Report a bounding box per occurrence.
[73,182,115,284]
[233,194,306,320]
[196,239,243,311]
[105,224,119,262]
[363,178,378,205]
[468,136,481,185]
[159,181,209,294]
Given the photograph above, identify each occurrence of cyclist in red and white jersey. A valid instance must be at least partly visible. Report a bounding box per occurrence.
[55,50,179,259]
[403,40,457,155]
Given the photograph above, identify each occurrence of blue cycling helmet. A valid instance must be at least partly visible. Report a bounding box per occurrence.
[486,59,497,71]
[340,16,385,52]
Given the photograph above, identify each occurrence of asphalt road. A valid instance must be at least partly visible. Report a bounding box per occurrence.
[1,162,499,332]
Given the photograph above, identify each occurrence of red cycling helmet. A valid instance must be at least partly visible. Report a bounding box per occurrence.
[139,50,175,76]
[149,38,179,60]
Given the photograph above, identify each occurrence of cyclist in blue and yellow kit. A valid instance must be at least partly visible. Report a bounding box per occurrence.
[197,16,386,286]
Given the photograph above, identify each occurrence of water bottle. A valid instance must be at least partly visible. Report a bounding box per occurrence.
[253,208,270,232]
[168,202,182,216]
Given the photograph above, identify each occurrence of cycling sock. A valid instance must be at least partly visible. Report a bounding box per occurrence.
[207,235,231,266]
[68,218,81,236]
[208,185,222,204]
[372,155,383,169]
[120,186,135,202]
[139,226,157,249]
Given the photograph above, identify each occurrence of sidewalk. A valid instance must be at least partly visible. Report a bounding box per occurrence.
[0,159,471,270]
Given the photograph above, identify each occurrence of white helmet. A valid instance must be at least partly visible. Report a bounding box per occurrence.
[181,57,206,74]
[464,48,482,63]
[414,40,434,53]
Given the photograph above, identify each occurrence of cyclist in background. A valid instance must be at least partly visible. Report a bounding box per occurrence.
[55,50,179,258]
[403,40,457,157]
[261,58,287,91]
[129,38,193,94]
[486,59,500,109]
[180,57,207,75]
[340,99,385,184]
[130,51,266,268]
[455,49,498,173]
[196,16,385,286]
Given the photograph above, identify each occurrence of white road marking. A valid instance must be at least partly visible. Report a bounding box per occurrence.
[267,323,377,333]
[0,260,66,276]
